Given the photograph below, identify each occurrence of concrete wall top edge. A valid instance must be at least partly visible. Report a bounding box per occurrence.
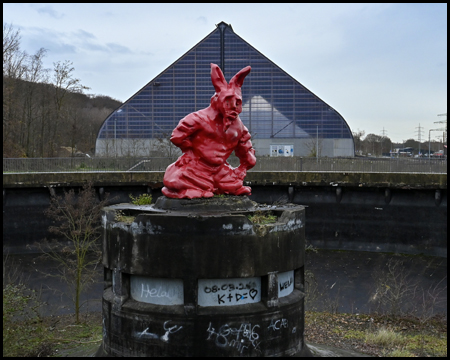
[3,172,446,189]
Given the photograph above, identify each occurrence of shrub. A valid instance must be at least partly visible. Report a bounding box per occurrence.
[3,283,51,357]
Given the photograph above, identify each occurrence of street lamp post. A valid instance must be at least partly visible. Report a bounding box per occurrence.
[114,118,117,158]
[429,128,445,161]
[316,125,319,164]
[429,130,431,160]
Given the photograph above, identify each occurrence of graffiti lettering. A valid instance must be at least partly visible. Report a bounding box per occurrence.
[135,320,182,343]
[206,322,261,354]
[160,320,183,342]
[204,281,257,293]
[198,277,261,306]
[141,284,180,299]
[279,277,293,292]
[136,327,159,340]
[267,318,288,331]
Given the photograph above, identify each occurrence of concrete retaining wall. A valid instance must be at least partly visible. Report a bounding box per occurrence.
[2,172,447,256]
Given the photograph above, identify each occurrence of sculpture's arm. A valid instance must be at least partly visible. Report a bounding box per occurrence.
[234,126,257,178]
[170,113,201,152]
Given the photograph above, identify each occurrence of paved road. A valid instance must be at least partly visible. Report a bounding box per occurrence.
[4,250,447,318]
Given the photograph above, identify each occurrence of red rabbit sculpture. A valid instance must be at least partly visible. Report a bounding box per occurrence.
[162,63,256,199]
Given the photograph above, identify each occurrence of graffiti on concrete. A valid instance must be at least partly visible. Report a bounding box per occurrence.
[135,321,183,343]
[278,270,294,297]
[130,276,184,305]
[206,322,261,354]
[267,318,288,331]
[198,277,261,306]
[205,317,297,354]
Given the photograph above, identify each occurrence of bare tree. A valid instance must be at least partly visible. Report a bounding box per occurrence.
[157,132,182,159]
[352,129,365,155]
[39,182,109,323]
[369,257,417,316]
[304,135,323,158]
[3,23,27,79]
[22,48,49,156]
[53,60,89,110]
[49,60,90,156]
[3,23,27,156]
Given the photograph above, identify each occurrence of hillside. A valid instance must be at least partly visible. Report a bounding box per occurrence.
[3,76,122,158]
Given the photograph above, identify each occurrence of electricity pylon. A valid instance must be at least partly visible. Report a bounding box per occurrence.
[415,123,424,155]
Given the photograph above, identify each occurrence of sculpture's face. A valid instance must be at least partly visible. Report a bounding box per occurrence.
[217,89,243,122]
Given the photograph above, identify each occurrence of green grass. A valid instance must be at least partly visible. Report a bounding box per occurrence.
[386,348,416,357]
[365,327,407,347]
[3,282,102,357]
[305,311,447,357]
[405,334,448,356]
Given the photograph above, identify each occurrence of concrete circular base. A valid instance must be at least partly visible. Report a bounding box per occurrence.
[100,197,309,356]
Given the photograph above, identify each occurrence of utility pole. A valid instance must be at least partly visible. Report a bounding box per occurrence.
[415,123,424,156]
[380,127,388,156]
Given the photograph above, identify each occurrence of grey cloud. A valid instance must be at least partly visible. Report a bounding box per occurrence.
[76,29,96,40]
[37,5,64,19]
[196,16,207,25]
[106,43,132,54]
[82,42,109,52]
[23,27,76,54]
[40,40,77,55]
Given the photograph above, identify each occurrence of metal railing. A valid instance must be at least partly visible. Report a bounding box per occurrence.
[3,156,447,174]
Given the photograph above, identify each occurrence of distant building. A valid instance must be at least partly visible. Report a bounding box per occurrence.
[95,22,354,157]
[391,147,414,157]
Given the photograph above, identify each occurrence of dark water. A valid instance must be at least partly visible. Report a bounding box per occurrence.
[305,250,447,316]
[3,250,447,318]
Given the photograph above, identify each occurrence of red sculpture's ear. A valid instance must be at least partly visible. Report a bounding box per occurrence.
[210,63,227,93]
[229,66,251,89]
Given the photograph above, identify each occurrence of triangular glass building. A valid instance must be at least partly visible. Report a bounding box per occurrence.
[96,22,354,157]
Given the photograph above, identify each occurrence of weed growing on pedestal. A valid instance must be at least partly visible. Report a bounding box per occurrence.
[129,193,152,205]
[247,210,277,224]
[114,210,135,224]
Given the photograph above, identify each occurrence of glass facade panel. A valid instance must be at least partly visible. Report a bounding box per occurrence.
[98,29,221,139]
[97,22,353,152]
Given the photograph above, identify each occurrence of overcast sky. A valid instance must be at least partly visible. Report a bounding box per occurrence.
[3,3,447,143]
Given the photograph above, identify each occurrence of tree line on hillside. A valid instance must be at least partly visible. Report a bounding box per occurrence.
[3,23,122,158]
[353,130,445,157]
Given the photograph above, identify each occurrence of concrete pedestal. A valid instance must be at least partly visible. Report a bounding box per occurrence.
[99,196,311,356]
